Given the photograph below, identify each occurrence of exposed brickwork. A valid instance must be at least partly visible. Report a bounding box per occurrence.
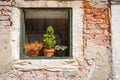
[0,0,12,29]
[83,0,111,48]
[14,58,91,80]
[17,71,79,80]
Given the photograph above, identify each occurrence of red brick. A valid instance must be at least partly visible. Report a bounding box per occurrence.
[84,29,103,34]
[2,11,11,15]
[0,1,11,6]
[93,15,103,19]
[0,21,11,26]
[87,23,97,29]
[85,19,95,24]
[96,19,105,24]
[84,29,90,34]
[0,16,9,20]
[94,29,103,34]
[84,9,93,14]
[3,6,12,11]
[0,11,2,15]
[84,14,93,19]
[89,38,103,45]
[92,9,103,15]
[0,6,3,10]
[47,72,56,77]
[103,3,109,9]
[97,39,109,47]
[104,30,109,36]
[86,17,95,22]
[5,26,11,30]
[94,34,106,40]
[84,34,93,39]
[17,76,24,80]
[100,24,109,29]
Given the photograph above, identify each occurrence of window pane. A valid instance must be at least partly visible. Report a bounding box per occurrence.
[23,8,72,58]
[25,10,68,19]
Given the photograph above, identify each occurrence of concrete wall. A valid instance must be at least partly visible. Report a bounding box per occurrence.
[111,2,120,80]
[0,0,112,80]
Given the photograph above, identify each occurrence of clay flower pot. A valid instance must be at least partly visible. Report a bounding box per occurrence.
[43,49,55,57]
[27,50,39,57]
[24,41,43,57]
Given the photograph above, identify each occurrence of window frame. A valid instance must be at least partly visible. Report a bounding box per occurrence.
[20,8,73,59]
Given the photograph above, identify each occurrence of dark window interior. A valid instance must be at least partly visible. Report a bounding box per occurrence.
[24,8,72,57]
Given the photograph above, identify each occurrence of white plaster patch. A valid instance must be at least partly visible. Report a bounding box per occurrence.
[0,27,12,73]
[11,8,20,60]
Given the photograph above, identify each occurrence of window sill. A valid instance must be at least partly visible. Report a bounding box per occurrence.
[21,56,73,60]
[13,57,78,72]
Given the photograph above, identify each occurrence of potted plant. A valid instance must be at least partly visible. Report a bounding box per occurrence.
[43,26,56,57]
[55,45,67,56]
[24,41,43,57]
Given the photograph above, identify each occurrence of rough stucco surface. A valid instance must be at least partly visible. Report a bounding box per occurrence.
[111,3,120,80]
[0,0,112,80]
[0,0,12,73]
[83,0,111,80]
[84,41,112,80]
[0,27,12,73]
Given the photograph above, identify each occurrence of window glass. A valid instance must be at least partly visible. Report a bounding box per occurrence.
[21,8,72,59]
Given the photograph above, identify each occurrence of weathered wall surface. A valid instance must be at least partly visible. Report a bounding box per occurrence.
[0,0,112,80]
[83,0,112,80]
[0,0,12,73]
[111,2,120,80]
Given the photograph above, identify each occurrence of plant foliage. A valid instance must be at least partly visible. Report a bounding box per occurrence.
[43,26,56,49]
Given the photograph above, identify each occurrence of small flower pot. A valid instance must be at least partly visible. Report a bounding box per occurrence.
[43,49,55,57]
[27,51,39,57]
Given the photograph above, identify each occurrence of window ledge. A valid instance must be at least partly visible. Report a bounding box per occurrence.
[21,56,73,59]
[13,58,79,71]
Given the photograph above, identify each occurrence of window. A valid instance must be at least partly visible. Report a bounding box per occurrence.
[20,8,72,59]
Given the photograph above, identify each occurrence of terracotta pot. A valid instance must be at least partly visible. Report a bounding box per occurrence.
[27,51,39,57]
[43,49,55,57]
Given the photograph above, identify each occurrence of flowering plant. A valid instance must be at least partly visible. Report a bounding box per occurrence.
[24,41,43,57]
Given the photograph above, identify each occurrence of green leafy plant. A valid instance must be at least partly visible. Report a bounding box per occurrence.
[43,26,56,49]
[55,45,67,51]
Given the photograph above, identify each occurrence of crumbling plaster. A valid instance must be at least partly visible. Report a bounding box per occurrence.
[0,27,12,73]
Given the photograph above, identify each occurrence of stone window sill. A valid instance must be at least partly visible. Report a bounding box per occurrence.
[13,58,79,72]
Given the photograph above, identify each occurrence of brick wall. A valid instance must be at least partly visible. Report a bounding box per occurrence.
[17,71,79,80]
[83,0,111,48]
[0,0,12,29]
[83,0,112,80]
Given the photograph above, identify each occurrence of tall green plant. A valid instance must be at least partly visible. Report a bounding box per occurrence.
[43,26,56,49]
